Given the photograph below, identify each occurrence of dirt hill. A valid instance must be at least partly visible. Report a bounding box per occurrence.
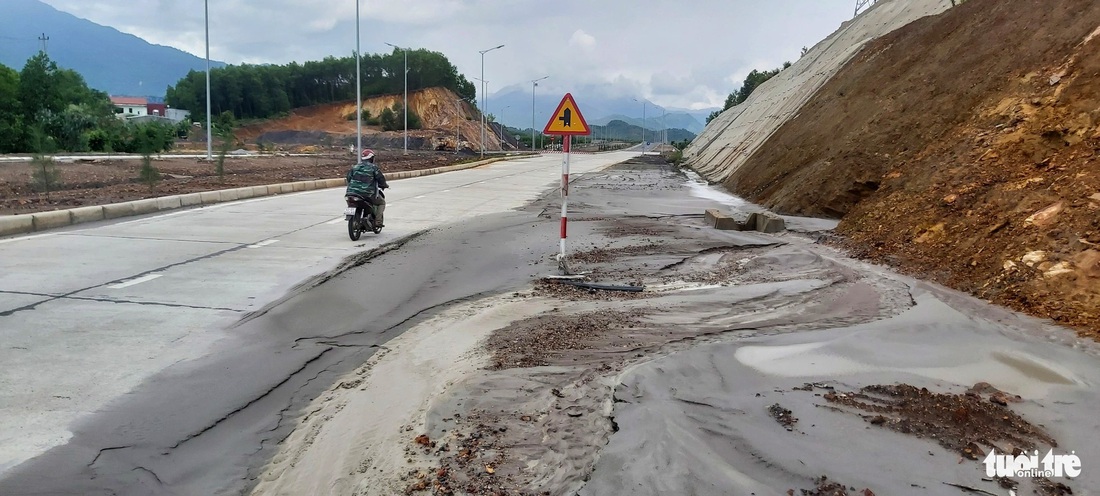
[235,87,505,152]
[717,0,1100,337]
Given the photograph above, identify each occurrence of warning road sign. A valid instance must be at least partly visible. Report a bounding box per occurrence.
[543,93,591,136]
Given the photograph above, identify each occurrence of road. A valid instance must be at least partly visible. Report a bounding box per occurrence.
[0,151,634,494]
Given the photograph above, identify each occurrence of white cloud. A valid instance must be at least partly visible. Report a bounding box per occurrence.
[568,29,597,52]
[38,0,857,111]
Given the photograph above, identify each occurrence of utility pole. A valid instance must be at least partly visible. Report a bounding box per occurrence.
[355,0,363,159]
[38,33,49,54]
[204,1,212,160]
[531,76,548,152]
[385,43,409,155]
[478,44,504,158]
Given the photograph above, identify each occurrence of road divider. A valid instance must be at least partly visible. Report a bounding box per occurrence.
[0,157,507,238]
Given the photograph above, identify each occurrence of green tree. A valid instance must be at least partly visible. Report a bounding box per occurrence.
[706,63,790,124]
[379,106,398,131]
[0,64,20,153]
[139,154,160,190]
[29,155,61,196]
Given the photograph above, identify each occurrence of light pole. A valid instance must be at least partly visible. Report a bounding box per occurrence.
[355,0,362,159]
[633,98,647,154]
[530,75,548,151]
[454,101,462,154]
[384,42,408,155]
[498,105,510,150]
[204,0,211,160]
[479,44,504,158]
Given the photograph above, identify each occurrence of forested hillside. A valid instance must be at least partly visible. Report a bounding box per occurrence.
[166,49,476,123]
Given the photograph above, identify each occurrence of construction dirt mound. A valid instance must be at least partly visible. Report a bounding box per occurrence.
[235,87,504,152]
[714,0,1100,337]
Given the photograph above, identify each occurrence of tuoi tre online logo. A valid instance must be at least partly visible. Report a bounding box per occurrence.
[983,449,1081,478]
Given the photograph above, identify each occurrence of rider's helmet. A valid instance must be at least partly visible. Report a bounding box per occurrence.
[360,148,376,163]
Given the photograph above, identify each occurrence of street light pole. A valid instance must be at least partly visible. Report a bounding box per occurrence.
[478,44,504,159]
[499,105,510,150]
[355,0,362,159]
[204,0,211,160]
[530,75,548,152]
[385,42,409,155]
[633,98,647,154]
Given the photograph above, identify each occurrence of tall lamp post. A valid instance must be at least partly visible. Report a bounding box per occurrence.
[354,0,362,159]
[204,0,212,160]
[498,105,510,150]
[530,75,548,151]
[478,44,504,158]
[633,98,647,154]
[384,42,409,155]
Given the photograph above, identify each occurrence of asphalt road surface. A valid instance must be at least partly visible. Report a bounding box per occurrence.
[0,151,633,495]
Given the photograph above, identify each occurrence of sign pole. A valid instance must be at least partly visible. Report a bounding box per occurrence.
[560,135,571,264]
[542,93,589,275]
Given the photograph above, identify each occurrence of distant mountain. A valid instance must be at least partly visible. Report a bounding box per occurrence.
[486,85,714,135]
[0,0,225,97]
[589,112,705,134]
[593,120,696,143]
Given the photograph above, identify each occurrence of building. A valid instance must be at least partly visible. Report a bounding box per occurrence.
[110,96,148,118]
[109,96,191,124]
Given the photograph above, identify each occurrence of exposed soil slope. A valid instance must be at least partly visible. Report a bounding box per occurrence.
[722,0,1100,336]
[235,87,503,151]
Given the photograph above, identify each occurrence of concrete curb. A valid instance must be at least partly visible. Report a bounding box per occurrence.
[0,157,506,238]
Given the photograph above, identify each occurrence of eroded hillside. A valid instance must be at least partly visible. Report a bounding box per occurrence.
[712,0,1100,337]
[235,87,502,151]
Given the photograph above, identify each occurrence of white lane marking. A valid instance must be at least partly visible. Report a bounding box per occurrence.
[325,218,345,225]
[414,195,426,199]
[247,239,279,248]
[109,274,163,289]
[441,189,451,193]
[0,233,56,245]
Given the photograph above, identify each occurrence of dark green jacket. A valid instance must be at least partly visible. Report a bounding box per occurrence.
[345,161,388,197]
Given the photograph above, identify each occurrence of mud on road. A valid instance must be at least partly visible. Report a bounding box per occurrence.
[252,157,1100,496]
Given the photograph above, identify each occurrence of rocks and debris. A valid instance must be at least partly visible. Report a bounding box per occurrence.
[789,475,874,496]
[531,279,649,301]
[768,403,799,431]
[816,384,1056,461]
[485,309,646,370]
[1033,477,1074,496]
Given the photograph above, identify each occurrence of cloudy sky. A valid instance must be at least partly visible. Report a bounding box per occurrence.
[39,0,857,111]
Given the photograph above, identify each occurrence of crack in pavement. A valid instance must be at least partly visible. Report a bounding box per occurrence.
[169,347,334,450]
[132,466,164,487]
[0,290,244,313]
[88,446,132,468]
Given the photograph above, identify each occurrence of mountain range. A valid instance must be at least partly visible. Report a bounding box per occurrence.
[484,86,716,135]
[0,0,224,97]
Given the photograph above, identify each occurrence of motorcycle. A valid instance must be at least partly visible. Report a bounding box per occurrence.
[344,189,384,240]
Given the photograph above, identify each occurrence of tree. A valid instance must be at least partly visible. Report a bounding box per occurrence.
[706,63,791,124]
[379,106,398,131]
[0,64,20,153]
[166,49,474,120]
[29,155,61,196]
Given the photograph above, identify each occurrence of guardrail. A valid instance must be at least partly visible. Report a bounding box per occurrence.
[0,156,507,238]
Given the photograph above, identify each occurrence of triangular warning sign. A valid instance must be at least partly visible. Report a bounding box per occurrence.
[543,93,591,136]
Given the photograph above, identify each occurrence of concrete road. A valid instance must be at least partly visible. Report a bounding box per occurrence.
[0,151,633,483]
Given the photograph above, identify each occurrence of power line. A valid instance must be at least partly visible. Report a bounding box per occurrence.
[38,33,50,54]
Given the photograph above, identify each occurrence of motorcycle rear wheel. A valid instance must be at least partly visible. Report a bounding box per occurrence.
[348,209,363,241]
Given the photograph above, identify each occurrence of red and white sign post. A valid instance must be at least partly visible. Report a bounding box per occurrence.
[542,93,591,273]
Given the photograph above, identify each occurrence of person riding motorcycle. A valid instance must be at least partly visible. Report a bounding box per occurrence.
[345,148,388,227]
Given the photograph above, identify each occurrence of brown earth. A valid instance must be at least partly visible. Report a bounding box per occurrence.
[721,0,1100,338]
[234,87,505,152]
[0,152,472,215]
